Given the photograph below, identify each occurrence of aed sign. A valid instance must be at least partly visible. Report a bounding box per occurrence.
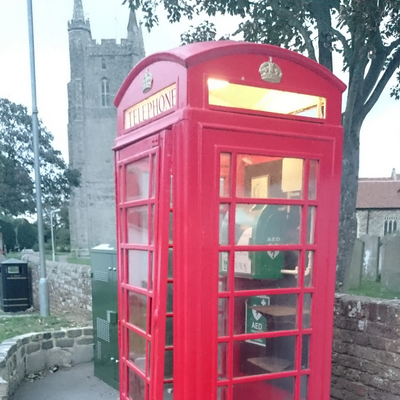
[124,83,177,129]
[245,296,270,347]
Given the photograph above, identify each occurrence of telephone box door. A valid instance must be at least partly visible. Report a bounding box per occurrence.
[116,131,171,400]
[200,126,340,400]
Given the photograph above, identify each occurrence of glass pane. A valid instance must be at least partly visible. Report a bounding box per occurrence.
[128,329,146,371]
[219,252,229,292]
[126,157,150,202]
[218,298,229,337]
[168,248,173,279]
[236,155,303,199]
[233,377,295,399]
[147,342,151,377]
[234,294,298,335]
[219,204,230,245]
[120,209,125,243]
[220,153,231,197]
[164,350,173,379]
[307,207,316,244]
[208,79,326,118]
[235,205,301,245]
[128,291,147,331]
[169,211,173,244]
[166,317,173,346]
[119,167,124,203]
[233,336,296,377]
[163,383,174,400]
[128,368,145,400]
[234,251,300,289]
[167,283,173,313]
[304,251,314,288]
[128,250,148,288]
[303,294,312,329]
[151,205,155,245]
[120,249,125,283]
[217,386,228,400]
[151,153,157,198]
[170,174,173,207]
[150,252,154,291]
[218,342,228,380]
[308,160,318,200]
[302,335,310,369]
[301,375,309,399]
[127,206,149,244]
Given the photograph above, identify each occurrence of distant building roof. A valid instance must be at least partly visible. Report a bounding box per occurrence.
[357,170,400,209]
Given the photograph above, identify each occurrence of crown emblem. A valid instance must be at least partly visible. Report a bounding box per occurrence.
[259,57,283,83]
[142,70,153,93]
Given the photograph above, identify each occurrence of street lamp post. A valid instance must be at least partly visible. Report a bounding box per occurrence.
[27,0,49,317]
[50,209,61,262]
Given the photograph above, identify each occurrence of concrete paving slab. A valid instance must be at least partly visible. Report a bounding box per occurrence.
[11,362,119,400]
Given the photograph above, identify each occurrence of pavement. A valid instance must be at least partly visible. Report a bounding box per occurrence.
[11,362,119,400]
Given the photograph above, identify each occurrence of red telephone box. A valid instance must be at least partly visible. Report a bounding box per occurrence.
[114,41,345,400]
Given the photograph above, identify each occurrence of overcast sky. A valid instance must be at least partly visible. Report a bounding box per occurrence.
[0,0,398,178]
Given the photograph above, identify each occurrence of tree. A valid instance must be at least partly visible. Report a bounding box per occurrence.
[0,218,15,252]
[125,0,400,289]
[0,98,80,218]
[15,218,37,250]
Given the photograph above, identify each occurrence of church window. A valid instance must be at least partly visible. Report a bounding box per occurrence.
[102,59,106,69]
[384,217,398,235]
[101,78,110,107]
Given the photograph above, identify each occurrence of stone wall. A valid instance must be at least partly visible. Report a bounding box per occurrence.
[357,209,400,238]
[331,294,400,400]
[24,255,92,319]
[0,327,93,400]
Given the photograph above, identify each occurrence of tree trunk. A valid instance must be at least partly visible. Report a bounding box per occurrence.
[336,114,363,291]
[315,0,333,71]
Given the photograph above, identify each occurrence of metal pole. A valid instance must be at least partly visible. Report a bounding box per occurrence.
[50,209,60,262]
[50,211,55,262]
[27,0,49,317]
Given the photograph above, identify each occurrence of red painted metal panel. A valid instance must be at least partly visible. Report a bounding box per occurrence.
[115,41,345,108]
[114,42,344,400]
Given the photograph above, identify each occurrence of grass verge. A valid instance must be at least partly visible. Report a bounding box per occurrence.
[347,280,400,300]
[5,252,90,265]
[0,315,73,343]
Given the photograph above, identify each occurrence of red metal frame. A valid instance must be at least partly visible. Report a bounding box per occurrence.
[114,41,345,400]
[201,128,335,399]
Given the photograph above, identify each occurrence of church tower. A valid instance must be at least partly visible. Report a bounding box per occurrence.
[67,0,145,254]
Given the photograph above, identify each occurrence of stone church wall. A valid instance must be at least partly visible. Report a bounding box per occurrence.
[67,5,145,252]
[356,209,400,238]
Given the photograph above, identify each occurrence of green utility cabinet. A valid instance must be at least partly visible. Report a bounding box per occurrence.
[91,245,119,390]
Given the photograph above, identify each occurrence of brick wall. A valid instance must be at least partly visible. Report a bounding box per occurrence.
[331,294,400,400]
[23,255,92,319]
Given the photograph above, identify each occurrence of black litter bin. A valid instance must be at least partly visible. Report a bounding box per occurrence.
[0,258,31,312]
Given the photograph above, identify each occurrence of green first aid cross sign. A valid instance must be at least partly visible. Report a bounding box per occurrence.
[245,295,270,347]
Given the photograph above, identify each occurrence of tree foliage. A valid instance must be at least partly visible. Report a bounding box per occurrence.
[0,98,80,218]
[125,0,400,289]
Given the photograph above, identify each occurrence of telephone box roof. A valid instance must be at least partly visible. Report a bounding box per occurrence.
[115,41,346,107]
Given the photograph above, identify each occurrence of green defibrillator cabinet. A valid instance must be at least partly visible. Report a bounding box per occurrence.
[221,204,296,280]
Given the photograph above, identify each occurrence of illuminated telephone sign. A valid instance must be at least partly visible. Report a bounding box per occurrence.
[124,84,177,129]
